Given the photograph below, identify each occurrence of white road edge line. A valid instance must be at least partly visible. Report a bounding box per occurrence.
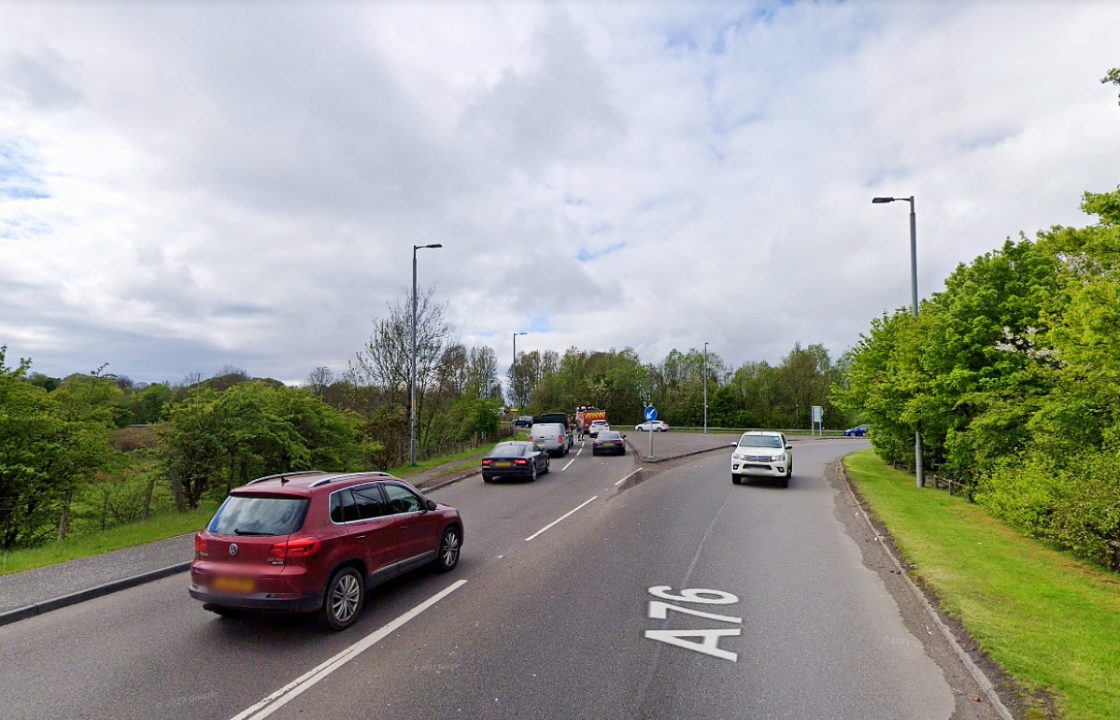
[524,496,598,542]
[614,468,643,486]
[229,579,468,720]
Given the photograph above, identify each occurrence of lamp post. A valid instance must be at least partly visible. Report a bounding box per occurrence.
[511,331,527,407]
[703,341,709,434]
[872,195,924,488]
[411,243,442,466]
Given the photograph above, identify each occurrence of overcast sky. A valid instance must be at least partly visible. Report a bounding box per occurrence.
[2,1,1119,386]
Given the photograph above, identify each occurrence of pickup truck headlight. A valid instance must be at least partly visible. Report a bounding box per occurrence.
[771,453,785,462]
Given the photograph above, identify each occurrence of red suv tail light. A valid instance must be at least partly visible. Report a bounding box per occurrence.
[194,533,207,557]
[268,536,322,566]
[482,459,493,466]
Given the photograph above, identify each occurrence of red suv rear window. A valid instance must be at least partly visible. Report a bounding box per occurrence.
[208,496,309,536]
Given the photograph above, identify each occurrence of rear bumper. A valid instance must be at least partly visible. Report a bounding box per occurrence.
[482,467,535,480]
[189,584,322,612]
[592,445,625,455]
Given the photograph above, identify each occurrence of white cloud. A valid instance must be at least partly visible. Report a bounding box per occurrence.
[1,1,1118,384]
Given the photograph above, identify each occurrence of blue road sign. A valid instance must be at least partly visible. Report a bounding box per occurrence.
[644,406,657,422]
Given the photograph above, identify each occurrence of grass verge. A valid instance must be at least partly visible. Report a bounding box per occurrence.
[843,449,1120,720]
[385,444,495,479]
[0,502,219,577]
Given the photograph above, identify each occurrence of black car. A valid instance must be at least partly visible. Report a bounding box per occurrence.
[592,431,626,456]
[481,441,550,482]
[513,416,533,428]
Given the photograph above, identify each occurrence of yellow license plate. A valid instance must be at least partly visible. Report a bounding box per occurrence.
[495,461,512,468]
[213,577,255,594]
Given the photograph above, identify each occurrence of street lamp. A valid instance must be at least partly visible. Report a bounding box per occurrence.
[511,331,527,407]
[703,341,709,434]
[872,195,924,488]
[411,243,443,466]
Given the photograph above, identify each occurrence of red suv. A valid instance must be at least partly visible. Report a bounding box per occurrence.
[189,470,463,631]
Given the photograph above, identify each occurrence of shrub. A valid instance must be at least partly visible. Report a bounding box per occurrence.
[977,450,1120,571]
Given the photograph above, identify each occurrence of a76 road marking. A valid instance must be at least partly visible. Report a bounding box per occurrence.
[643,585,742,662]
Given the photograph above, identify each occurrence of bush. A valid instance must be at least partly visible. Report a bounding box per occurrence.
[110,426,158,452]
[977,451,1120,571]
[1050,454,1120,570]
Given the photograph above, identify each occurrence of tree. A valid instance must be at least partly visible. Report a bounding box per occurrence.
[466,346,500,399]
[1103,67,1120,106]
[158,382,376,509]
[351,286,450,399]
[306,366,335,398]
[0,348,111,548]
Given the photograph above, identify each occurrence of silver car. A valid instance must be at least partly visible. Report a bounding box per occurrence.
[530,423,571,457]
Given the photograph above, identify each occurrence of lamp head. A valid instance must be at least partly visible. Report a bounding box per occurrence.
[871,197,895,204]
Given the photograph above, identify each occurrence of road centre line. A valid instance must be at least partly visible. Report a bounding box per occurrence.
[576,443,584,457]
[229,580,468,720]
[524,496,598,541]
[614,468,643,486]
[560,457,576,471]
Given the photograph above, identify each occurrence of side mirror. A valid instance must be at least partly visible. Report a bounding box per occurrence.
[622,434,628,438]
[785,444,793,450]
[729,442,738,448]
[424,499,437,512]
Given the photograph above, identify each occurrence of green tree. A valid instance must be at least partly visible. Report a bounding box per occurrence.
[158,382,375,509]
[0,349,111,548]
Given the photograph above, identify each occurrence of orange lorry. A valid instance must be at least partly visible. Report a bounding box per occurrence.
[575,406,607,431]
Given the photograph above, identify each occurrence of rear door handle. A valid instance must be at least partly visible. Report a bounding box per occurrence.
[355,535,366,540]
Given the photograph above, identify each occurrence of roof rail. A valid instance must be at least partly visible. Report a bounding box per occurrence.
[247,470,327,486]
[309,471,394,489]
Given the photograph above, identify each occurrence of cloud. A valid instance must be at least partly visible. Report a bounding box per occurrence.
[0,1,1118,385]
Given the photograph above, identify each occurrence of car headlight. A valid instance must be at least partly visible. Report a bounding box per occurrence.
[733,452,745,460]
[771,454,785,462]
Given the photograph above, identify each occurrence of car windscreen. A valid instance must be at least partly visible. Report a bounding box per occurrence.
[598,431,622,440]
[209,495,309,536]
[739,435,782,448]
[490,444,529,458]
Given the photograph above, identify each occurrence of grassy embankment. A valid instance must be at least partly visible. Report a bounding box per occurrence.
[0,437,518,577]
[843,449,1120,720]
[0,502,220,577]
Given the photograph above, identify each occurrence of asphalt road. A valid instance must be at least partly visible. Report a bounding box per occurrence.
[0,438,979,720]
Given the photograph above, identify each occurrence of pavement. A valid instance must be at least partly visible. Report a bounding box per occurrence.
[0,431,741,627]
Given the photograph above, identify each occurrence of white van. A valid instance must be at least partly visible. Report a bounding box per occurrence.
[530,422,570,457]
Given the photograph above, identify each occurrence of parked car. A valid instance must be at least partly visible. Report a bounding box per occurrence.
[730,431,793,487]
[190,470,463,631]
[530,422,571,457]
[513,416,533,428]
[588,420,610,438]
[844,424,869,437]
[481,441,549,482]
[592,430,627,456]
[635,420,670,432]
